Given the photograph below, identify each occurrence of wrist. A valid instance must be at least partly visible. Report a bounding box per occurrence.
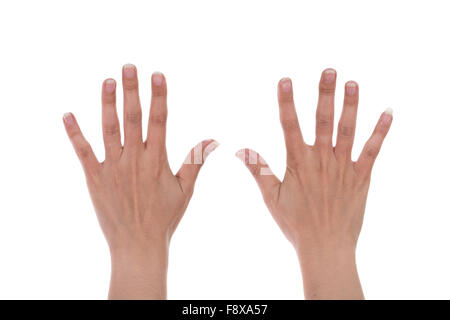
[296,242,356,264]
[110,236,169,260]
[108,238,169,300]
[295,241,363,300]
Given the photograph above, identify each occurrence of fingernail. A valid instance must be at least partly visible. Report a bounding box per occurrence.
[280,78,292,93]
[346,81,357,96]
[384,107,393,116]
[123,64,136,78]
[152,72,163,86]
[203,140,219,161]
[235,149,246,162]
[235,149,258,164]
[381,108,393,124]
[323,69,336,83]
[105,79,116,93]
[63,112,73,125]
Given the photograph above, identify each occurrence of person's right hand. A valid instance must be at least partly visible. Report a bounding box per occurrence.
[236,69,392,299]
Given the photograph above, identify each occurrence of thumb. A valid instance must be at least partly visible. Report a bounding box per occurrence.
[176,139,219,194]
[235,148,281,205]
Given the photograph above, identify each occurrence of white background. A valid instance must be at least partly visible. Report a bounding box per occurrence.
[0,0,449,299]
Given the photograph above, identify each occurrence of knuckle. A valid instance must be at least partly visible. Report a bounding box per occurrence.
[123,80,138,90]
[77,143,91,159]
[150,113,167,126]
[248,164,260,176]
[152,88,167,97]
[375,126,389,137]
[344,95,358,105]
[126,111,142,125]
[339,125,354,137]
[68,130,80,139]
[316,114,332,128]
[319,85,335,95]
[365,145,380,158]
[102,93,116,104]
[103,123,120,136]
[279,93,294,103]
[281,118,300,132]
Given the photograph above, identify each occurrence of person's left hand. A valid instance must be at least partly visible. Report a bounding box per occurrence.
[63,64,218,299]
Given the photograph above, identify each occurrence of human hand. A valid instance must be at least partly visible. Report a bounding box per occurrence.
[63,64,218,299]
[236,69,392,299]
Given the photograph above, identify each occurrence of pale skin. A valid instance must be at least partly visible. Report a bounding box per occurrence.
[63,64,218,299]
[236,69,393,300]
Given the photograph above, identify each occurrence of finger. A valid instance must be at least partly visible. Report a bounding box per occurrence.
[146,72,168,152]
[102,79,122,159]
[355,108,393,176]
[63,113,100,174]
[235,148,281,204]
[176,140,220,195]
[335,81,359,159]
[122,64,143,148]
[315,68,337,148]
[277,78,305,163]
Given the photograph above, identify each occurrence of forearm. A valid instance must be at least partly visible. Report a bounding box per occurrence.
[297,247,364,300]
[108,244,169,300]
